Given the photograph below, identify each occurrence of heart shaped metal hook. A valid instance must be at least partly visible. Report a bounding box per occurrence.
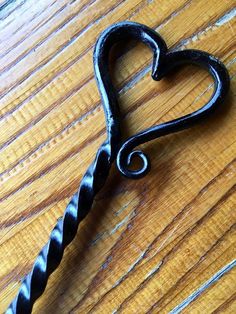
[114,24,230,179]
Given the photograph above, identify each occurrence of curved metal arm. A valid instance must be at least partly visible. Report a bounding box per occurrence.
[6,22,229,313]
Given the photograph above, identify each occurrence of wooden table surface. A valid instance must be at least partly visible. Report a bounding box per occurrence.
[0,0,235,313]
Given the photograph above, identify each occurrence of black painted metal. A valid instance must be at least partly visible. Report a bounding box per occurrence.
[6,22,230,313]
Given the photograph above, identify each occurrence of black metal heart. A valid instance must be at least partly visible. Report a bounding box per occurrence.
[111,23,230,179]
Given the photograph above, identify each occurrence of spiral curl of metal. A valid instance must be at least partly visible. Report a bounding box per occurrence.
[6,22,229,313]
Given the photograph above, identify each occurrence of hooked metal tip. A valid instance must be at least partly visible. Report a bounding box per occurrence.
[151,71,164,81]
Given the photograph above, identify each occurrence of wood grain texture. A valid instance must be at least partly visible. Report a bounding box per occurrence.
[0,0,235,313]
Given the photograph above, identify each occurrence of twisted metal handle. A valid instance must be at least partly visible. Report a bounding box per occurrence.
[6,141,112,314]
[6,21,229,313]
